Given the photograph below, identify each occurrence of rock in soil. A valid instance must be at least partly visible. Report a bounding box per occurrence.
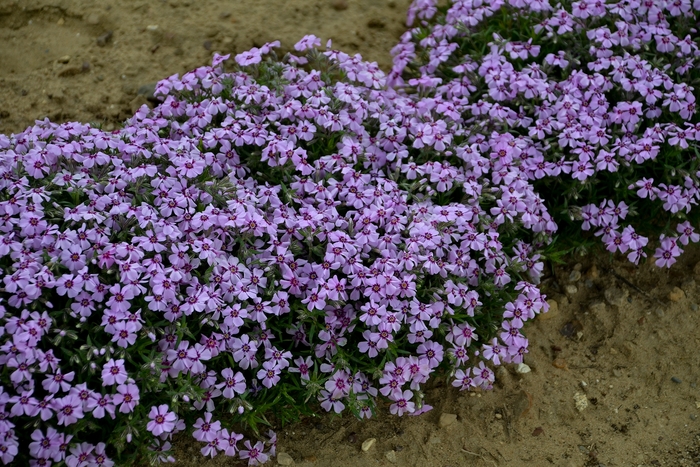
[668,286,685,302]
[439,413,457,427]
[604,286,628,306]
[361,438,376,452]
[276,452,293,466]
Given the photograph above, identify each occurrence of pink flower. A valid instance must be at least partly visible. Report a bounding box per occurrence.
[389,390,415,415]
[113,383,140,414]
[217,368,246,398]
[192,412,222,442]
[147,404,177,436]
[53,394,84,426]
[101,358,128,386]
[239,440,269,466]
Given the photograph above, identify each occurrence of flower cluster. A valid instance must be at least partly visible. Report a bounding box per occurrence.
[3,0,699,464]
[392,0,700,264]
[0,33,548,465]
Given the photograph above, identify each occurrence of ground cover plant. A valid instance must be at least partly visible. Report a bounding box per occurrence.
[0,0,699,466]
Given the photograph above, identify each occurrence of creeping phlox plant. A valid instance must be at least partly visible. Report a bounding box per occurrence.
[392,0,700,267]
[0,33,550,465]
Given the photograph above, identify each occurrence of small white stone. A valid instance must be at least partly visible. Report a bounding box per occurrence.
[574,392,588,412]
[515,363,531,374]
[276,452,293,466]
[361,438,376,452]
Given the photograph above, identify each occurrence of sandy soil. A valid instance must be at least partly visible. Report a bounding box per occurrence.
[1,1,700,466]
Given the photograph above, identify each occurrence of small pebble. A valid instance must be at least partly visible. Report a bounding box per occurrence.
[86,13,101,25]
[604,286,628,307]
[574,392,588,412]
[668,286,685,302]
[439,413,457,428]
[671,376,682,384]
[384,450,397,464]
[654,307,665,318]
[361,438,376,452]
[276,452,293,466]
[691,414,697,421]
[552,358,568,370]
[588,301,606,315]
[585,264,600,280]
[495,413,502,420]
[331,0,348,10]
[57,55,71,64]
[96,30,113,46]
[515,363,531,374]
[568,270,582,282]
[565,284,578,295]
[691,303,698,311]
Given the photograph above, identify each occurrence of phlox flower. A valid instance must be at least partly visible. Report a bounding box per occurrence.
[113,383,140,414]
[452,368,475,391]
[147,404,177,436]
[677,221,700,245]
[318,390,345,414]
[193,412,222,442]
[654,236,682,268]
[29,427,62,460]
[86,393,116,420]
[53,394,83,426]
[289,356,314,381]
[239,440,269,466]
[256,360,281,388]
[65,442,94,467]
[389,389,415,416]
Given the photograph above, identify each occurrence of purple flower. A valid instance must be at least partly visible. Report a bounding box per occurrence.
[86,393,116,420]
[217,368,246,399]
[147,404,178,436]
[192,412,222,442]
[101,358,128,386]
[113,383,140,414]
[65,442,94,467]
[256,361,281,389]
[53,394,84,426]
[239,440,269,466]
[389,390,415,416]
[654,236,682,268]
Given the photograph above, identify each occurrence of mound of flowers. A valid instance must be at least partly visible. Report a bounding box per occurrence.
[391,0,700,266]
[1,0,699,465]
[0,36,549,466]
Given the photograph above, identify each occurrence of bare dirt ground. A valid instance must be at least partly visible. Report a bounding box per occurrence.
[1,1,700,466]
